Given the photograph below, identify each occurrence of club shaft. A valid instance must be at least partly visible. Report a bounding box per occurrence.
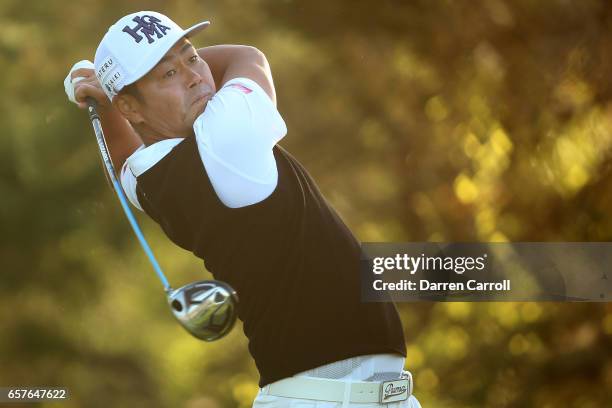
[86,98,172,293]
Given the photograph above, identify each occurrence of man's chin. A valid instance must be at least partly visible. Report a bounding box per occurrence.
[185,108,205,134]
[193,101,208,119]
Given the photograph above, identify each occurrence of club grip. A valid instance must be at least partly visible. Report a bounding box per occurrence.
[86,97,100,122]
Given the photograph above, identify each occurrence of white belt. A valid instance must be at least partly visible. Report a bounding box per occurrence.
[263,370,413,404]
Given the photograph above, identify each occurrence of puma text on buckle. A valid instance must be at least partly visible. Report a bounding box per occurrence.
[380,378,410,404]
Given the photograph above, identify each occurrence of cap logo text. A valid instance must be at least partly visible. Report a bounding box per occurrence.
[96,58,114,80]
[122,15,171,44]
[104,70,122,97]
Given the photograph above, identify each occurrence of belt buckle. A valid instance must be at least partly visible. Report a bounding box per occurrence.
[380,378,410,404]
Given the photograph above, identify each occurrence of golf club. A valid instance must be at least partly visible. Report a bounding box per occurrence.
[85,97,238,341]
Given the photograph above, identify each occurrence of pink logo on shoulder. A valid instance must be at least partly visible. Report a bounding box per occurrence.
[227,83,252,94]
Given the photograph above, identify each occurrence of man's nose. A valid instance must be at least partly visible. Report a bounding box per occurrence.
[186,67,203,88]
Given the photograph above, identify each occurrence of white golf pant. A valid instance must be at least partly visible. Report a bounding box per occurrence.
[252,354,422,408]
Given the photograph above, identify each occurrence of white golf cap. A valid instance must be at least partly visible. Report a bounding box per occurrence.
[94,11,209,101]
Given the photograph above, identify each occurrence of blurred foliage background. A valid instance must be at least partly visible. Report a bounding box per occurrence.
[1,0,611,406]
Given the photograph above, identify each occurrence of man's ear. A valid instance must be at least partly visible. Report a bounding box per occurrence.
[113,94,144,124]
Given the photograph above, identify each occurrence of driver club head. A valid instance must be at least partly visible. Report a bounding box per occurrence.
[167,280,239,342]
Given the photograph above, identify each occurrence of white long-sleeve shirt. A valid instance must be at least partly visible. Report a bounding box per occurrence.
[120,77,288,211]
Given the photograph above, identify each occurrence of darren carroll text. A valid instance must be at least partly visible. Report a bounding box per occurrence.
[373,279,512,291]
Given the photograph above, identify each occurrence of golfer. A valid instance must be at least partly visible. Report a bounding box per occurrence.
[64,11,421,408]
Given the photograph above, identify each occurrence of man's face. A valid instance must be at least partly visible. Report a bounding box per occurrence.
[130,38,216,138]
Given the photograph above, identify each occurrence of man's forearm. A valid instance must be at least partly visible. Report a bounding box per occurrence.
[197,45,261,90]
[198,44,277,105]
[98,106,143,176]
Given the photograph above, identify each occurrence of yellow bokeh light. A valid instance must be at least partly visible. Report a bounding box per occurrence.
[445,326,470,360]
[463,131,482,158]
[488,231,509,242]
[406,345,425,369]
[417,368,440,391]
[602,314,612,335]
[521,303,543,323]
[476,208,496,235]
[490,127,513,155]
[445,303,472,321]
[566,164,589,190]
[230,375,259,408]
[454,173,479,204]
[425,96,449,122]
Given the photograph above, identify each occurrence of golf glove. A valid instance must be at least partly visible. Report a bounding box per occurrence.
[64,59,94,104]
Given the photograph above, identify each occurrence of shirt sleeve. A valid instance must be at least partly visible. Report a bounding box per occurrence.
[120,160,144,211]
[193,77,288,208]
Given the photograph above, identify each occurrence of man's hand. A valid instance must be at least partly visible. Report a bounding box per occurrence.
[63,59,143,176]
[64,60,110,109]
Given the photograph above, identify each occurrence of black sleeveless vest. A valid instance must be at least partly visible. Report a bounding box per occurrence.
[135,136,406,386]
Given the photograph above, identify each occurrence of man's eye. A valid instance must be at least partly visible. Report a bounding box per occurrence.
[165,69,176,78]
[189,55,198,63]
